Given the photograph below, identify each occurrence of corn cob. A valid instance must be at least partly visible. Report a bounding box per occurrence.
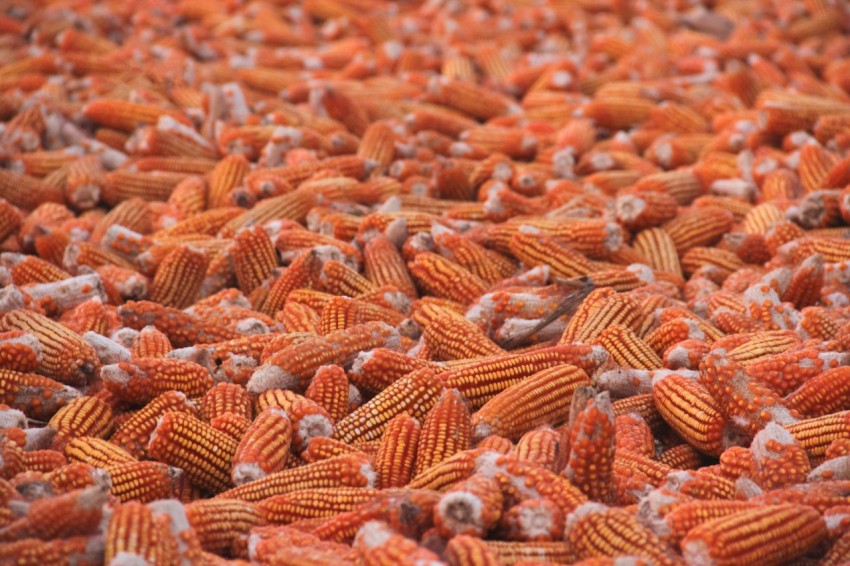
[216,452,376,502]
[334,368,442,444]
[681,504,826,566]
[376,413,421,489]
[147,411,238,494]
[102,357,213,404]
[185,498,266,554]
[231,407,292,486]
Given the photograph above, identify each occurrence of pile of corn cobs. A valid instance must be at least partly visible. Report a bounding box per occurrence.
[1,0,850,564]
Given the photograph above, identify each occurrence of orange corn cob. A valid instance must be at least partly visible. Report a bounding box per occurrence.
[232,407,292,486]
[148,245,209,309]
[334,368,442,444]
[147,411,239,494]
[64,436,136,467]
[592,325,663,370]
[564,293,641,344]
[217,452,375,502]
[105,501,175,564]
[444,534,500,566]
[375,413,421,489]
[253,390,331,452]
[415,388,471,475]
[435,473,503,538]
[786,412,850,465]
[565,504,677,566]
[0,309,99,386]
[514,426,564,472]
[304,364,350,422]
[785,367,850,418]
[185,498,266,554]
[207,154,250,209]
[0,483,108,541]
[110,390,197,459]
[633,227,683,276]
[118,301,239,347]
[102,357,213,404]
[498,498,565,542]
[652,372,730,456]
[681,504,826,566]
[257,487,382,524]
[232,225,278,295]
[21,450,67,473]
[301,437,361,464]
[105,460,175,503]
[423,313,505,361]
[201,382,252,423]
[0,368,81,420]
[471,364,589,441]
[408,252,488,305]
[47,395,113,449]
[442,344,606,409]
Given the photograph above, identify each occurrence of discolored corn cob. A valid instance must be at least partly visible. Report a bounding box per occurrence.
[0,331,42,373]
[375,413,421,489]
[255,389,332,452]
[499,498,565,542]
[0,482,109,541]
[681,504,826,566]
[434,473,503,538]
[232,407,292,486]
[565,391,616,503]
[118,301,239,347]
[102,357,213,404]
[147,411,239,494]
[514,426,564,472]
[250,321,400,393]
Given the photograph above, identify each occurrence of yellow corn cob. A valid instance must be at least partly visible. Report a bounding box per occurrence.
[592,325,663,370]
[406,448,483,491]
[21,449,67,473]
[253,389,332,452]
[147,411,239,494]
[569,293,642,344]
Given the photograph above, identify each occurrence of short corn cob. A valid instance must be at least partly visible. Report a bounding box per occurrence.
[110,390,198,459]
[564,391,616,503]
[101,357,213,404]
[185,498,266,554]
[434,473,503,538]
